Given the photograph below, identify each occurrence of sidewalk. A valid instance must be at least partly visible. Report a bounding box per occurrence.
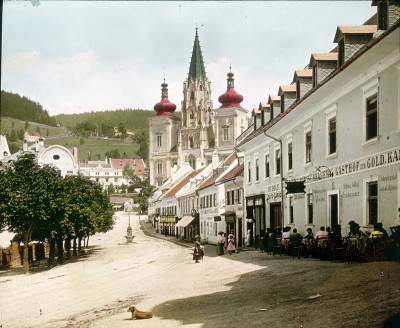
[139,220,219,257]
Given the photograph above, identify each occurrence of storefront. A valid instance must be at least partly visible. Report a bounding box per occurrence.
[160,217,176,236]
[245,195,265,248]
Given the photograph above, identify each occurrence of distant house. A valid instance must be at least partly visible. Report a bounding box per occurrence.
[79,158,146,191]
[24,131,42,143]
[1,139,79,177]
[0,135,11,161]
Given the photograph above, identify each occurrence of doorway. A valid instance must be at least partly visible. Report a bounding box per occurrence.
[330,194,339,227]
[270,203,282,229]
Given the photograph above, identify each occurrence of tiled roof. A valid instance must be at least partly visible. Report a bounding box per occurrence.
[278,85,297,95]
[80,163,112,168]
[252,107,261,115]
[309,53,338,67]
[109,158,145,175]
[237,20,400,150]
[161,168,204,199]
[218,164,244,184]
[198,152,237,190]
[110,197,133,204]
[28,131,41,137]
[334,25,377,42]
[259,102,270,109]
[293,69,312,82]
[268,95,281,103]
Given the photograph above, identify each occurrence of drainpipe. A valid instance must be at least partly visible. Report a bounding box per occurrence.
[263,131,284,229]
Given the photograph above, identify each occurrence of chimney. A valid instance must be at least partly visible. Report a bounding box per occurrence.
[23,139,28,152]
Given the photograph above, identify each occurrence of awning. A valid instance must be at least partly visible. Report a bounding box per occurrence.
[175,216,195,228]
[221,211,236,216]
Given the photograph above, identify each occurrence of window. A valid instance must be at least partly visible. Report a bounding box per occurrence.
[328,117,337,155]
[265,154,270,178]
[312,65,318,87]
[338,38,345,67]
[275,149,281,175]
[378,1,388,30]
[214,193,217,207]
[226,191,230,205]
[368,182,378,225]
[305,131,312,164]
[156,134,162,147]
[280,94,285,113]
[255,159,259,181]
[289,197,294,224]
[288,142,293,171]
[366,95,378,140]
[157,162,163,175]
[188,136,194,149]
[296,80,300,100]
[248,162,251,183]
[307,193,313,224]
[237,189,241,204]
[223,127,229,141]
[231,190,235,205]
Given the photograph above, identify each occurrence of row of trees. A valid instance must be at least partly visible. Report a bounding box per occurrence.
[0,154,115,273]
[1,90,57,126]
[54,108,154,132]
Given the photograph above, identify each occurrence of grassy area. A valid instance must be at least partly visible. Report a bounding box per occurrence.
[0,117,66,137]
[45,136,140,161]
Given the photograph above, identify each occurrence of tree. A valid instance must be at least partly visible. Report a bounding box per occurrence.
[0,154,63,273]
[134,129,149,160]
[36,125,41,134]
[108,183,115,194]
[18,128,24,141]
[80,138,85,145]
[46,128,50,137]
[25,121,30,130]
[9,129,17,142]
[118,122,127,138]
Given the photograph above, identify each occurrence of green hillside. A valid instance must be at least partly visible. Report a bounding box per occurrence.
[1,90,56,126]
[45,136,139,162]
[54,109,154,132]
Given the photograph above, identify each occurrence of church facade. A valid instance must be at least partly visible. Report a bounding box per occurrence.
[149,29,248,187]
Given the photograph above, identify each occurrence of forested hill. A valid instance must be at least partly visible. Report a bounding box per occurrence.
[54,109,155,131]
[1,90,56,126]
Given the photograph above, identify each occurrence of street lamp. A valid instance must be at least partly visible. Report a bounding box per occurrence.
[263,131,284,228]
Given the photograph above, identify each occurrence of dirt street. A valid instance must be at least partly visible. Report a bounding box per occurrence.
[0,212,399,328]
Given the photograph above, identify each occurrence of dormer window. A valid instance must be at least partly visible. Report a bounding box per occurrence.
[296,80,300,100]
[378,1,388,30]
[280,94,285,113]
[338,38,345,67]
[312,65,317,88]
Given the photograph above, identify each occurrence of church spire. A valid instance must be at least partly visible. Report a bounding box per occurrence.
[188,28,207,81]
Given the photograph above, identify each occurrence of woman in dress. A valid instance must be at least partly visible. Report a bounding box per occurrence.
[227,234,237,255]
[193,235,202,263]
[216,232,225,255]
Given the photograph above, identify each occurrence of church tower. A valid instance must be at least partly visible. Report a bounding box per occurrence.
[178,29,214,169]
[215,68,248,158]
[149,81,180,186]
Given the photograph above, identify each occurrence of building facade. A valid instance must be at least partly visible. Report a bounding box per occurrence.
[238,2,400,246]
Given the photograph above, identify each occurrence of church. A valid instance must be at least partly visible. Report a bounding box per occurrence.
[148,29,248,186]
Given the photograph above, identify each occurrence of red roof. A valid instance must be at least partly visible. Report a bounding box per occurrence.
[218,71,244,109]
[109,158,145,175]
[198,153,237,190]
[153,81,177,116]
[162,168,204,199]
[218,164,244,184]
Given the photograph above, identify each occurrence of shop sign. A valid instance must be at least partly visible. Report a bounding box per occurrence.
[160,217,176,223]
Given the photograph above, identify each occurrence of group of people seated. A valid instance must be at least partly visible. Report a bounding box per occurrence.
[260,218,400,262]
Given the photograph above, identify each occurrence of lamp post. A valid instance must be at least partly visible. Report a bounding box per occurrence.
[263,131,284,229]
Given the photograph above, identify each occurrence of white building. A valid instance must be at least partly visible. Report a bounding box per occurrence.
[79,158,145,191]
[237,2,400,247]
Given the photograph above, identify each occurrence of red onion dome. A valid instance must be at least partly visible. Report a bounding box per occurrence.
[218,71,243,108]
[154,81,176,116]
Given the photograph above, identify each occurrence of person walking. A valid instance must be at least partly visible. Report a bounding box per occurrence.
[193,235,202,263]
[227,234,237,255]
[216,232,225,255]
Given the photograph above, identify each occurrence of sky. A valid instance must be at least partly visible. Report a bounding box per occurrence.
[2,1,377,117]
